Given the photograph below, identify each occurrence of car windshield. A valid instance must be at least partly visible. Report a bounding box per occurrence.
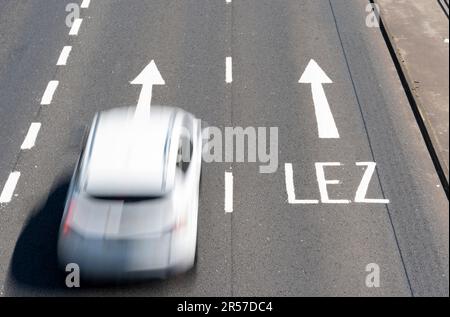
[83,107,176,197]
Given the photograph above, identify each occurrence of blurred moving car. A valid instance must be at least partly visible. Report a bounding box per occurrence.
[57,106,202,279]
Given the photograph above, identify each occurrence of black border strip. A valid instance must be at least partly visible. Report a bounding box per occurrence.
[437,0,449,18]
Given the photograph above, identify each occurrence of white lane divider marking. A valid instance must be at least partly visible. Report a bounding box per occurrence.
[69,18,83,36]
[299,59,340,139]
[284,163,319,204]
[0,172,20,203]
[21,123,41,150]
[81,0,91,8]
[56,46,72,66]
[226,0,232,3]
[226,56,233,84]
[40,81,59,105]
[225,171,234,213]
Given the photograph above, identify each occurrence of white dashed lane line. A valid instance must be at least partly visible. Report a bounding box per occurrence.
[81,0,91,8]
[21,123,41,150]
[0,1,92,205]
[225,56,232,84]
[0,172,21,203]
[57,46,72,66]
[225,171,234,213]
[40,80,59,105]
[69,18,83,36]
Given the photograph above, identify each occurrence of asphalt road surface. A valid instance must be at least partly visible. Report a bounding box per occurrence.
[0,0,448,296]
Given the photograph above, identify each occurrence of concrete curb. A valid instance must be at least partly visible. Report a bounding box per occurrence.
[372,0,449,196]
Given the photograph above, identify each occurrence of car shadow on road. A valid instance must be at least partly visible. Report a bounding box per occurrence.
[6,175,198,295]
[6,177,70,294]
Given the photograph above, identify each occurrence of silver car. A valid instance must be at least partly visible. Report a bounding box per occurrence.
[57,106,202,279]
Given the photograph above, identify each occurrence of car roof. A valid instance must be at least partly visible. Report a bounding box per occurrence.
[84,106,180,197]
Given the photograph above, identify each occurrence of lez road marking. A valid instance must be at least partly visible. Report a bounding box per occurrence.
[130,60,165,120]
[69,18,83,35]
[0,172,20,203]
[41,81,59,105]
[57,46,72,66]
[299,59,340,139]
[226,57,233,84]
[355,162,389,203]
[225,171,234,213]
[81,0,91,8]
[21,123,41,150]
[285,162,389,204]
[285,163,319,204]
[315,162,350,204]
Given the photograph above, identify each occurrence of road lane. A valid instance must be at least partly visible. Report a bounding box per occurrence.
[0,0,447,297]
[2,0,232,296]
[231,0,408,296]
[230,0,447,296]
[0,0,71,197]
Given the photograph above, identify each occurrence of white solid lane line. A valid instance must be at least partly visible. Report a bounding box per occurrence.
[69,18,83,36]
[0,172,20,203]
[57,46,72,66]
[225,171,233,213]
[226,0,232,3]
[40,81,59,105]
[21,123,41,150]
[81,0,91,8]
[226,57,233,84]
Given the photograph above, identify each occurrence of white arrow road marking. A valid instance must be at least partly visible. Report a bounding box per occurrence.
[225,171,233,213]
[0,172,20,203]
[69,18,83,35]
[57,46,72,66]
[81,0,91,8]
[299,59,339,139]
[41,81,59,105]
[21,123,41,150]
[130,60,165,120]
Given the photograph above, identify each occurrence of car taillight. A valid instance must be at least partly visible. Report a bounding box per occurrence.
[63,200,76,235]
